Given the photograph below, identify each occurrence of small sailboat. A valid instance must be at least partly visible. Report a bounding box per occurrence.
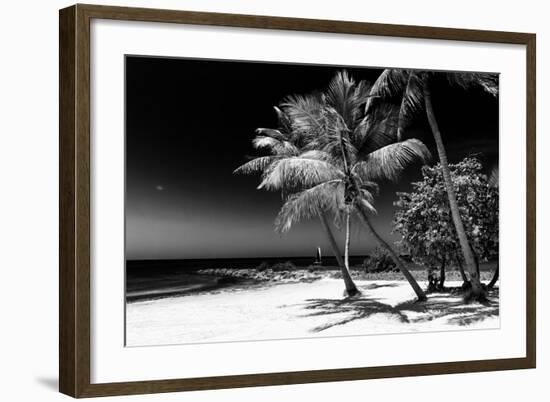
[313,247,322,266]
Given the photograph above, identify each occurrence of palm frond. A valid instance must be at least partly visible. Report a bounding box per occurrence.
[355,101,401,154]
[320,106,360,163]
[359,188,376,204]
[275,180,343,232]
[445,72,499,97]
[359,180,380,196]
[357,196,378,215]
[365,69,411,114]
[325,70,371,129]
[320,137,359,167]
[233,156,279,175]
[360,70,425,146]
[258,156,344,191]
[298,149,335,163]
[396,71,425,139]
[273,106,293,134]
[478,73,499,96]
[255,128,288,141]
[280,93,325,135]
[252,135,300,156]
[353,139,431,182]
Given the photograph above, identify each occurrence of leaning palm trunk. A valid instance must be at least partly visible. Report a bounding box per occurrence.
[488,263,499,289]
[423,84,486,301]
[319,213,359,296]
[455,252,469,284]
[344,211,351,269]
[338,124,426,301]
[355,204,427,301]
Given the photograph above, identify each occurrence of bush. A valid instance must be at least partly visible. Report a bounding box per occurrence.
[363,247,397,273]
[271,261,297,271]
[393,157,499,270]
[257,261,271,271]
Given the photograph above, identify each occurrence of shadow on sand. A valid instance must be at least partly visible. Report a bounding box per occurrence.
[299,288,499,333]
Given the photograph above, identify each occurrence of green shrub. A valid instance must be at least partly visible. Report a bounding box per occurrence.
[363,247,397,273]
[257,261,271,271]
[271,261,297,271]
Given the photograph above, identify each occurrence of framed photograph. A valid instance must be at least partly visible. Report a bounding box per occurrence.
[59,4,536,398]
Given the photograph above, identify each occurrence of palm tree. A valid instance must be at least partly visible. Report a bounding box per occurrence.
[367,69,498,301]
[234,105,360,296]
[262,71,431,301]
[270,141,430,301]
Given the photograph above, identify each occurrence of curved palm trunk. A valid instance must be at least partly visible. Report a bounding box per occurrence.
[488,263,499,289]
[319,213,359,296]
[455,252,469,284]
[337,111,424,301]
[423,83,486,301]
[345,211,351,269]
[355,205,427,301]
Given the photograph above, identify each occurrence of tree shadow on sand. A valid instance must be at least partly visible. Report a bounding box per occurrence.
[301,297,410,332]
[362,283,401,290]
[299,288,499,333]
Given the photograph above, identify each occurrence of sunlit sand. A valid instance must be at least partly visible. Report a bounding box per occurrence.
[126,279,499,346]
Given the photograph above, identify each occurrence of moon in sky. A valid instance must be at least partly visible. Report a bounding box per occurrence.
[155,185,164,191]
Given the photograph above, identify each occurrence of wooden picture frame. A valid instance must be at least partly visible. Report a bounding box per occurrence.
[59,3,536,398]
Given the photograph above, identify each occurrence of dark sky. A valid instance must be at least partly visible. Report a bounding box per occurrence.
[125,56,498,260]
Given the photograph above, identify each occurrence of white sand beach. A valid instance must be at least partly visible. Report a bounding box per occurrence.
[126,279,499,346]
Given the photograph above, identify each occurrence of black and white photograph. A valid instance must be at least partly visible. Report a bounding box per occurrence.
[124,56,500,347]
[1,0,544,400]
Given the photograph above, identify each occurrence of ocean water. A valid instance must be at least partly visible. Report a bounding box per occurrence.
[126,256,368,302]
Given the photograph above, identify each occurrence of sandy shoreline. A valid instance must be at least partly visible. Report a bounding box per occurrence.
[126,278,499,346]
[126,264,497,302]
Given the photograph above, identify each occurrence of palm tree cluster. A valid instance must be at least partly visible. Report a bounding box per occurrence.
[235,70,431,300]
[368,69,498,301]
[236,68,497,302]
